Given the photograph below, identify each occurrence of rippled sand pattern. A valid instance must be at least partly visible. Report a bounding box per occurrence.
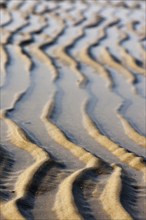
[0,0,146,220]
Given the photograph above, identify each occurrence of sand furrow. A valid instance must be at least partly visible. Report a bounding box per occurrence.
[98,47,135,84]
[14,45,32,71]
[3,11,28,33]
[138,25,146,42]
[53,161,100,220]
[54,32,87,86]
[0,45,32,114]
[20,15,47,36]
[0,44,8,87]
[60,9,75,26]
[73,7,87,26]
[13,32,32,47]
[41,97,98,165]
[62,14,110,86]
[0,7,12,27]
[41,98,106,219]
[40,13,66,49]
[119,47,145,76]
[118,114,146,148]
[85,14,104,29]
[0,28,11,44]
[29,46,58,81]
[100,165,132,220]
[0,117,51,220]
[82,100,146,174]
[121,33,146,68]
[0,85,31,121]
[104,16,120,29]
[8,0,24,11]
[0,145,14,183]
[18,0,38,17]
[41,97,132,220]
[78,44,112,87]
[34,1,50,15]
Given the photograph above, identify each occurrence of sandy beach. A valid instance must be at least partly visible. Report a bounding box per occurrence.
[0,0,146,219]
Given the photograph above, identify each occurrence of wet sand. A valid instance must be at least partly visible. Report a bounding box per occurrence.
[0,0,146,220]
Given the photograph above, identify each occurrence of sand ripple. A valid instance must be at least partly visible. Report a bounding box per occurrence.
[0,0,145,219]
